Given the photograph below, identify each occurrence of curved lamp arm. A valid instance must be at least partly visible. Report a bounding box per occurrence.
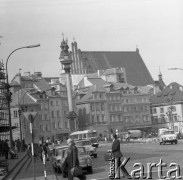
[6,44,40,79]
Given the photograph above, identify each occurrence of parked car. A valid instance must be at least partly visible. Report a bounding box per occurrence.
[75,140,97,158]
[52,145,68,172]
[59,146,93,177]
[91,138,99,148]
[159,130,178,145]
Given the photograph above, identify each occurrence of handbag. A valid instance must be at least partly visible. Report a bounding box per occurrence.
[71,166,83,177]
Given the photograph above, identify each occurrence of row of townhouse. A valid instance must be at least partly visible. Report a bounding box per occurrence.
[75,68,154,138]
[75,69,183,138]
[10,71,74,144]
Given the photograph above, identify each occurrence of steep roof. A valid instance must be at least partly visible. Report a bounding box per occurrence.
[82,49,154,86]
[87,77,109,90]
[33,79,51,91]
[151,82,183,105]
[11,89,37,107]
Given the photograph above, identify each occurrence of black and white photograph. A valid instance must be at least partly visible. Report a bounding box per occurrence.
[0,0,183,179]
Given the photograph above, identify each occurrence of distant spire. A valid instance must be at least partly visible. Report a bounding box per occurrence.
[73,37,75,42]
[159,67,162,80]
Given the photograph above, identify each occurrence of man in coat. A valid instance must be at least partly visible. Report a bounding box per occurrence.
[112,134,122,179]
[67,138,86,180]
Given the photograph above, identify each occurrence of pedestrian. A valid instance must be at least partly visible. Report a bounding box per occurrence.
[17,139,21,152]
[27,144,31,158]
[111,134,122,179]
[66,138,86,180]
[4,140,9,160]
[112,134,131,179]
[41,142,48,163]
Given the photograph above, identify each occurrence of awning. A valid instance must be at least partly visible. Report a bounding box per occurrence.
[0,125,17,133]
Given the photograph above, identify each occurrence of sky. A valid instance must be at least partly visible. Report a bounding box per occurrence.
[0,0,183,86]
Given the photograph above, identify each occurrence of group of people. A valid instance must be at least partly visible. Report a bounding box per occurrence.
[62,134,130,180]
[0,139,9,159]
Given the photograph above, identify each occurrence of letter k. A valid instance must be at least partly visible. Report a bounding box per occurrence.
[120,157,132,179]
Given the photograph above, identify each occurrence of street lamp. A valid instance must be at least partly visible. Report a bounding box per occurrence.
[5,44,40,149]
[168,68,183,71]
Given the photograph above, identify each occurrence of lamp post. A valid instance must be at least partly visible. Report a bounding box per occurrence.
[167,95,174,131]
[5,44,40,148]
[59,38,77,132]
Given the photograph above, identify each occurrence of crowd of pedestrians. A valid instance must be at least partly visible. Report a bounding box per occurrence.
[0,139,27,160]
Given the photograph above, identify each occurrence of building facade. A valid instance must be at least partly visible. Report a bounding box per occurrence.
[76,68,152,138]
[151,82,183,134]
[10,72,72,144]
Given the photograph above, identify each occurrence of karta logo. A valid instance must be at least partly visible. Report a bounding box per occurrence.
[120,158,182,179]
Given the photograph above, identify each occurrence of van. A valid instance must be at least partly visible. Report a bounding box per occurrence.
[128,130,142,139]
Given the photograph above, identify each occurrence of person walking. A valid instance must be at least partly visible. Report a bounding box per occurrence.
[4,140,9,160]
[112,134,122,179]
[66,138,86,180]
[112,134,131,179]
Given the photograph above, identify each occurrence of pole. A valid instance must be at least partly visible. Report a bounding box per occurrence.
[30,122,36,180]
[5,44,40,149]
[18,109,23,151]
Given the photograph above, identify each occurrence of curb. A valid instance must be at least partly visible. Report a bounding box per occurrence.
[2,153,27,180]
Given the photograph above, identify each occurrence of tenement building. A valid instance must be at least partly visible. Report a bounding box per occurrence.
[10,72,73,144]
[150,82,183,135]
[75,68,152,138]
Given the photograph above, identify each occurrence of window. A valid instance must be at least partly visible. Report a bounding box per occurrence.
[91,104,95,111]
[118,115,121,121]
[135,115,140,122]
[143,115,150,122]
[173,115,178,122]
[65,121,68,129]
[126,99,129,103]
[92,115,95,123]
[152,117,158,124]
[57,111,60,118]
[102,115,105,122]
[101,103,105,110]
[45,114,48,121]
[14,123,19,128]
[50,101,53,106]
[51,111,55,118]
[152,108,157,114]
[97,115,100,122]
[13,110,18,118]
[56,101,59,106]
[160,108,164,113]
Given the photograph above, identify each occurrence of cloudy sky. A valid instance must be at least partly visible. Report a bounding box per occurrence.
[0,0,183,85]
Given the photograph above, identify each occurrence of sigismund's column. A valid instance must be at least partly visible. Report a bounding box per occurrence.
[59,38,77,132]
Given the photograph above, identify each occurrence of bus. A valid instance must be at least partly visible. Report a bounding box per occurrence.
[70,130,99,147]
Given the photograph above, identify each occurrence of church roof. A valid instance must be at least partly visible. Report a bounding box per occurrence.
[82,49,154,86]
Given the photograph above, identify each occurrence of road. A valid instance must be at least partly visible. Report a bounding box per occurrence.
[15,140,183,180]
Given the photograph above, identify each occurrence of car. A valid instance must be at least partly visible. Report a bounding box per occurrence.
[75,140,97,158]
[91,138,99,148]
[52,145,68,173]
[59,146,93,177]
[159,130,178,145]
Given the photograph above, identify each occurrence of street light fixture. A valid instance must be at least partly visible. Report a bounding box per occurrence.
[168,68,183,71]
[5,44,40,149]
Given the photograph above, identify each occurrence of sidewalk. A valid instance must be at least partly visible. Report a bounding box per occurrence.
[0,151,27,180]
